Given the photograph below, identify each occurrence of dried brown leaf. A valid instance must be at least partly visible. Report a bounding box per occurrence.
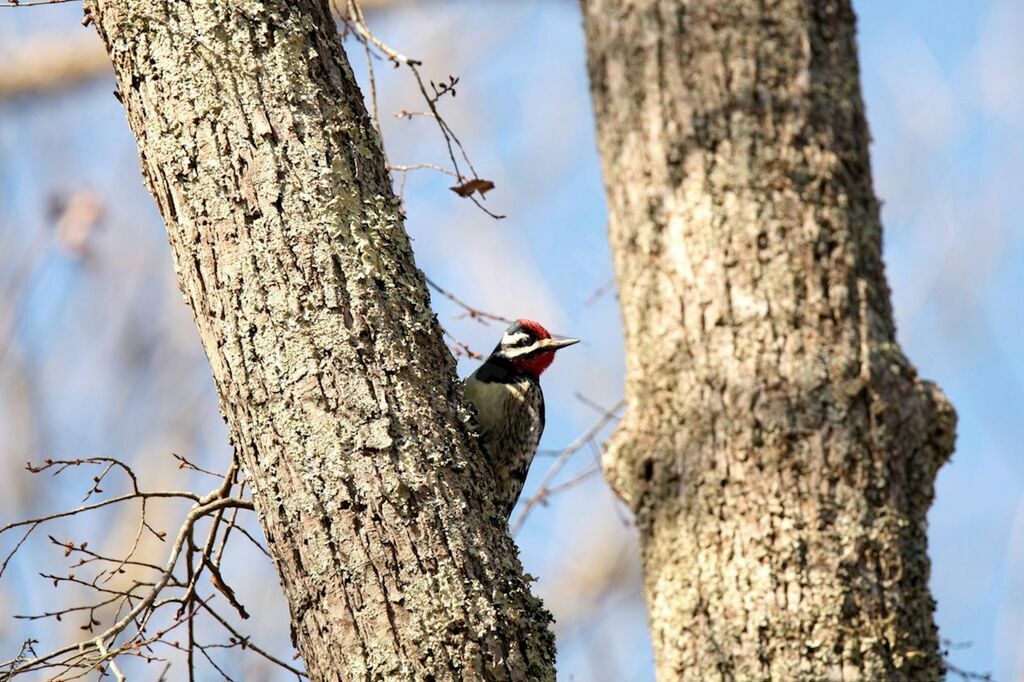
[450,178,495,198]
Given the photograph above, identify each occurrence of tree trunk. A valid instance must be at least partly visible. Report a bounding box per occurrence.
[84,1,555,680]
[582,1,956,679]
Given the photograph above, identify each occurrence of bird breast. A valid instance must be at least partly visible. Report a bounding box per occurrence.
[464,377,545,457]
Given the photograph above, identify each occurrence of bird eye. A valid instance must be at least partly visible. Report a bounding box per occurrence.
[503,334,533,350]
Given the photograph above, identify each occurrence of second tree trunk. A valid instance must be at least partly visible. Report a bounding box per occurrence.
[583,1,956,679]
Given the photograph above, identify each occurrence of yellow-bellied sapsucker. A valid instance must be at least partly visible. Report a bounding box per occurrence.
[463,319,579,519]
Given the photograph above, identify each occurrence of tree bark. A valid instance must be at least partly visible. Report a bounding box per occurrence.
[84,1,555,680]
[582,1,956,679]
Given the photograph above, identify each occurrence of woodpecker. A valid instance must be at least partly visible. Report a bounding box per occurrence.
[463,319,579,519]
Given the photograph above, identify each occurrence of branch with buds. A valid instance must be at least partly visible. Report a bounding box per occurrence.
[0,455,303,680]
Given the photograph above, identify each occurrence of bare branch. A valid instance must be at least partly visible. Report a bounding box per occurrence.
[424,275,513,325]
[0,0,79,7]
[0,0,412,99]
[198,602,307,679]
[339,0,505,219]
[511,400,625,535]
[2,488,253,677]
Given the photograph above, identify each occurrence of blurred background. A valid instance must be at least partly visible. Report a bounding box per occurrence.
[1,0,1021,679]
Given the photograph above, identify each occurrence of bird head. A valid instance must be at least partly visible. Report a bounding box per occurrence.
[490,319,579,379]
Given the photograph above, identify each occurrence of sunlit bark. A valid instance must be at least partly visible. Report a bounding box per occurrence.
[583,1,956,678]
[85,1,555,679]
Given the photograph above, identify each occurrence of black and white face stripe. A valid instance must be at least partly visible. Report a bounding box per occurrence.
[474,320,579,382]
[498,329,538,358]
[492,321,579,361]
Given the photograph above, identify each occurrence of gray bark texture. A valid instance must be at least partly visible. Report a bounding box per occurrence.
[582,0,956,679]
[83,1,555,680]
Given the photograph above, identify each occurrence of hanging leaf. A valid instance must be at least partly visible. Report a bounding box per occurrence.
[450,178,495,198]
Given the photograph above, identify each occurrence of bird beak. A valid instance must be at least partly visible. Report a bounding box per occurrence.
[540,336,580,352]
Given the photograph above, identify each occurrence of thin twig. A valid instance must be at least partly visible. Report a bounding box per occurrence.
[424,275,512,325]
[3,496,253,675]
[0,0,79,7]
[389,162,457,177]
[198,602,307,679]
[511,400,625,534]
[339,0,505,218]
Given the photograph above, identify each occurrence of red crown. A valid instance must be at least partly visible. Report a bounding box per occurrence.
[516,318,551,340]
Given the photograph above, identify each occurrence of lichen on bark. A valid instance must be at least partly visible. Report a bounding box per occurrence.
[84,0,555,679]
[583,0,956,679]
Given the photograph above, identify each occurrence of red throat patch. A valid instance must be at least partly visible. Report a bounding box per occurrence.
[515,350,556,379]
[512,319,555,378]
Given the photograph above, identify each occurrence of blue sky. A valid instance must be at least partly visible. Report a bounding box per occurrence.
[1,1,1022,679]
